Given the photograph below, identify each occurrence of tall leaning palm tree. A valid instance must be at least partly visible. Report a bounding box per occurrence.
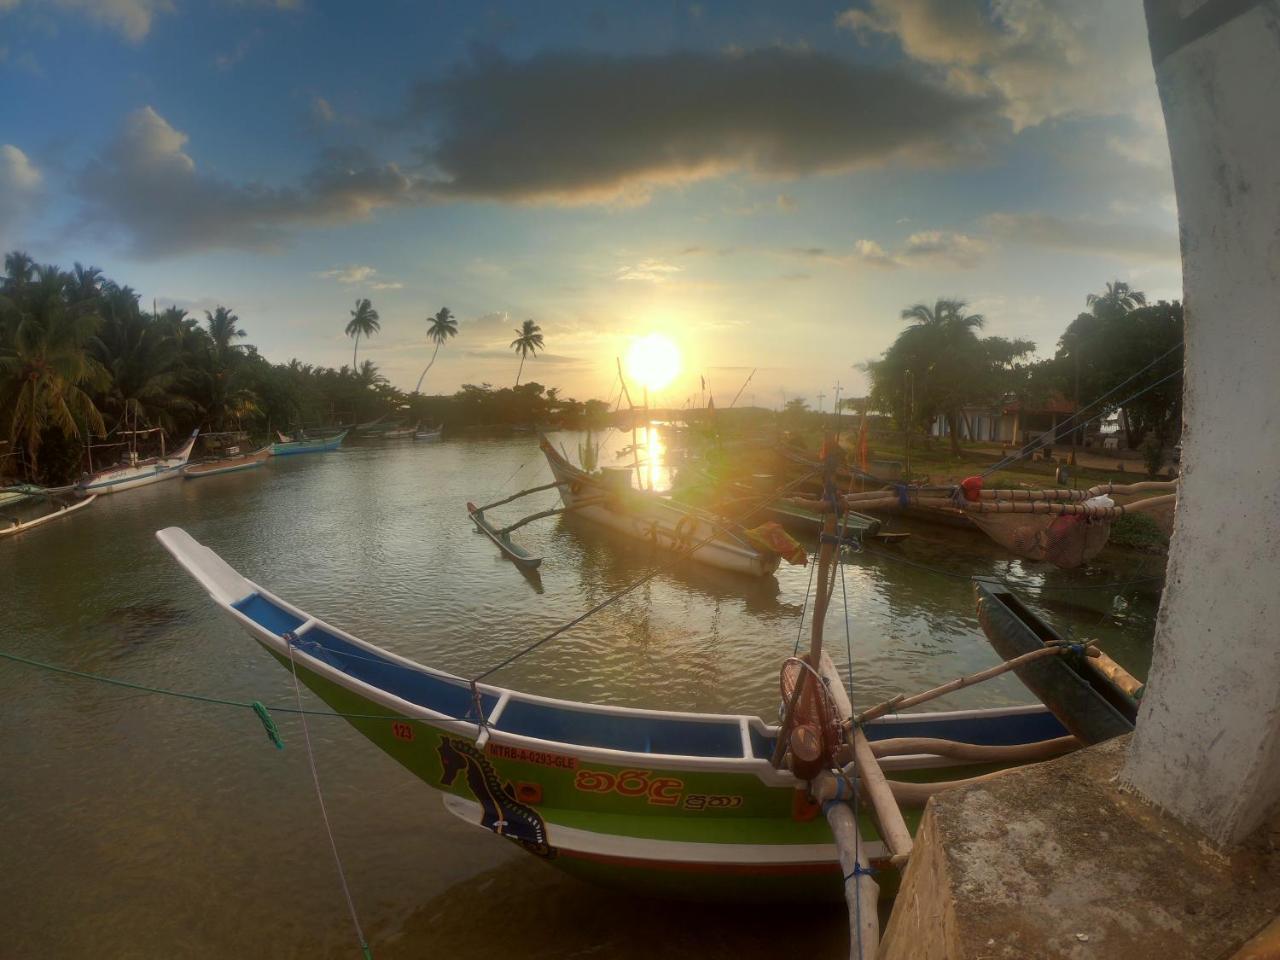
[413,307,458,394]
[510,318,544,387]
[346,298,380,370]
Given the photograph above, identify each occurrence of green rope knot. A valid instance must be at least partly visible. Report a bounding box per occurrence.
[252,700,284,749]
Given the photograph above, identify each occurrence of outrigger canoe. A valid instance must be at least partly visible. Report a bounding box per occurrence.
[1,493,96,539]
[184,448,270,479]
[541,439,783,578]
[974,579,1139,744]
[270,429,348,456]
[157,526,1074,901]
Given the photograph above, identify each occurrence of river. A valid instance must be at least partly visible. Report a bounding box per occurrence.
[0,431,1165,958]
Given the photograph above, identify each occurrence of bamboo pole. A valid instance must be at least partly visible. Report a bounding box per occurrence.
[853,641,1100,726]
[909,494,1176,518]
[869,734,1080,764]
[1089,649,1144,698]
[497,497,607,535]
[850,727,912,866]
[826,798,880,960]
[474,480,567,514]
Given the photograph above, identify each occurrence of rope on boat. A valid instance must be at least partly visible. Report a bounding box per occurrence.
[0,648,418,734]
[471,466,825,683]
[286,637,374,960]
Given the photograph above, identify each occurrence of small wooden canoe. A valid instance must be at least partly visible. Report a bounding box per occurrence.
[184,449,270,479]
[767,500,883,540]
[974,578,1138,744]
[0,494,97,539]
[467,501,543,570]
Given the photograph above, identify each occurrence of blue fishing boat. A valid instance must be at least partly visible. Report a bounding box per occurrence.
[269,429,348,456]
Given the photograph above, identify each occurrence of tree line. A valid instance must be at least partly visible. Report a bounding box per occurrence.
[862,281,1184,457]
[0,251,590,485]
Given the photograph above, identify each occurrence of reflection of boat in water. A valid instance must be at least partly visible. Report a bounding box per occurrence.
[541,439,785,578]
[159,525,1079,904]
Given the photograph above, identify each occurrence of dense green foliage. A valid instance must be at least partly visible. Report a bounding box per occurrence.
[864,284,1183,456]
[0,253,591,485]
[864,298,1036,456]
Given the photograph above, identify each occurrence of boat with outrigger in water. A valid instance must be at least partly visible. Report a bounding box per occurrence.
[157,441,1142,955]
[78,428,199,495]
[465,434,806,577]
[1,487,96,539]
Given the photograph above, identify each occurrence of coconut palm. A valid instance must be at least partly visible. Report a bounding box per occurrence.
[2,250,35,293]
[0,270,107,474]
[1086,281,1147,319]
[71,263,103,302]
[413,306,458,394]
[510,318,544,386]
[346,298,380,370]
[900,298,985,332]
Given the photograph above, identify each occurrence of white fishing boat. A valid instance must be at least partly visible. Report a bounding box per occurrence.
[78,430,199,495]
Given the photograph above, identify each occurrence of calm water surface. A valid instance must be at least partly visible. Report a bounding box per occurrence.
[0,432,1165,958]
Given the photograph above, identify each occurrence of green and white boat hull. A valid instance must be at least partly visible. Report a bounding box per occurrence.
[157,526,1069,901]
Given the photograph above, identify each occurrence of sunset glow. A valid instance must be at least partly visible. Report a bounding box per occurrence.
[625,334,682,394]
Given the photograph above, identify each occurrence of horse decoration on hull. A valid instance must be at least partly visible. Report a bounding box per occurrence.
[438,737,555,858]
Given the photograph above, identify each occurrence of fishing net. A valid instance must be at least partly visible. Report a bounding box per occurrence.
[967,497,1114,570]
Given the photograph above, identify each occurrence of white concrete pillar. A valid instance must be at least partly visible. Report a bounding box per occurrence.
[1122,0,1280,846]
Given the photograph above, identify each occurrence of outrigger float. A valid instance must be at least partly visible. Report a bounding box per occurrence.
[158,437,1142,958]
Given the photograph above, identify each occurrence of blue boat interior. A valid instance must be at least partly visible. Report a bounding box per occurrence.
[232,591,1068,759]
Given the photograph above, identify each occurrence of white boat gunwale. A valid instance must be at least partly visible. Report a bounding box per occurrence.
[157,526,1066,781]
[0,493,97,539]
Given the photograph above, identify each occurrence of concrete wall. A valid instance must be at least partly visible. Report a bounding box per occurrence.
[1122,0,1280,846]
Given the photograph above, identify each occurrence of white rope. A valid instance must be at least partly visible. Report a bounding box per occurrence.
[287,639,373,959]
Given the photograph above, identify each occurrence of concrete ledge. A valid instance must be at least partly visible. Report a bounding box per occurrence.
[880,736,1280,959]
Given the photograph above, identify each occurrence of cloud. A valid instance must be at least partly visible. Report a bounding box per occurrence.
[310,96,337,125]
[617,258,682,283]
[837,0,1160,133]
[76,106,435,256]
[985,212,1179,262]
[412,47,1000,205]
[0,144,42,241]
[798,230,988,270]
[317,264,376,284]
[9,0,176,43]
[316,264,403,289]
[215,28,262,70]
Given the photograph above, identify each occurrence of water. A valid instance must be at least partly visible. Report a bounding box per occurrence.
[0,432,1164,958]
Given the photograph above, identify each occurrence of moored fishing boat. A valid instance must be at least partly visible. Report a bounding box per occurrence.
[1,493,96,539]
[269,429,348,456]
[540,438,788,578]
[78,430,199,495]
[183,448,270,479]
[415,426,443,442]
[157,526,1076,902]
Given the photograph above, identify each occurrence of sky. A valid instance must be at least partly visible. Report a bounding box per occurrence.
[0,0,1182,409]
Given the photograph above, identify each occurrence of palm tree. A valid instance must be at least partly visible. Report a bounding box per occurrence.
[346,298,380,370]
[0,270,107,474]
[71,263,103,302]
[510,319,544,386]
[413,307,458,394]
[900,298,985,332]
[3,250,35,293]
[1086,281,1147,319]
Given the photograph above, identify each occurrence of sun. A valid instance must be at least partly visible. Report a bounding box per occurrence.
[625,333,682,393]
